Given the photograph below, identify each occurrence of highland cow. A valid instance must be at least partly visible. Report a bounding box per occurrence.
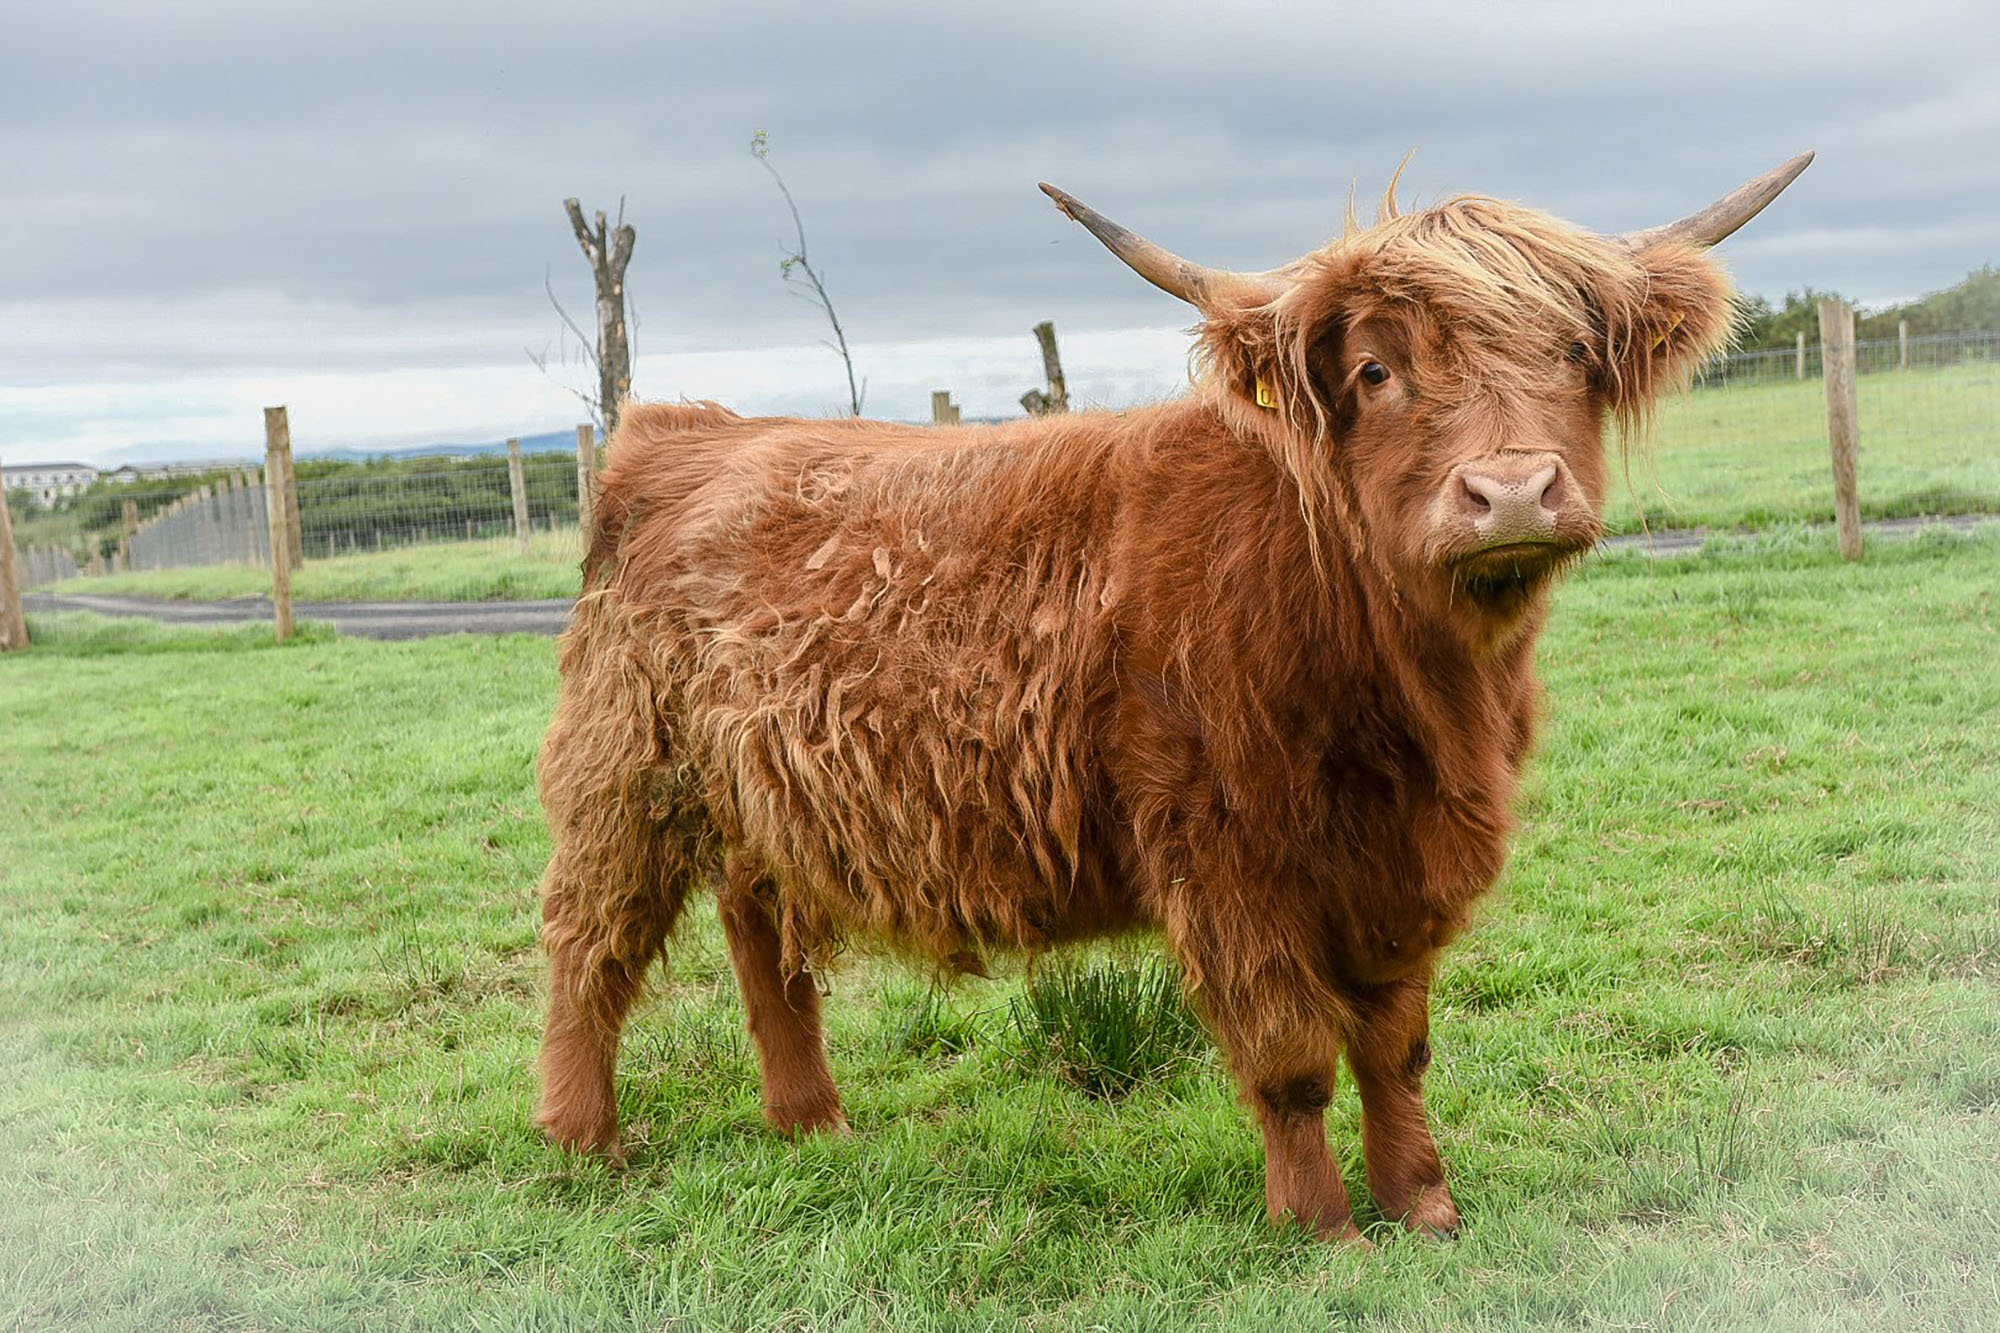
[533,153,1811,1243]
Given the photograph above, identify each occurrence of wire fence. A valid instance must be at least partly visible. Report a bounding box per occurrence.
[1696,330,1999,387]
[1616,328,2000,534]
[101,450,590,576]
[17,547,80,588]
[292,452,583,560]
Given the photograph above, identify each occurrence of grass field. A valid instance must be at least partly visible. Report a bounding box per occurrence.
[3,527,1998,1329]
[1607,360,2000,534]
[34,528,585,604]
[36,361,2000,606]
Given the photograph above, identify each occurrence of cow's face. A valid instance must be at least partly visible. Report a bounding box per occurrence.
[1271,217,1734,649]
[1042,155,1807,651]
[1308,303,1616,645]
[1201,207,1736,651]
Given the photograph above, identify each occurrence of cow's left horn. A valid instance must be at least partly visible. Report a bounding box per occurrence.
[1615,151,1815,250]
[1039,183,1291,309]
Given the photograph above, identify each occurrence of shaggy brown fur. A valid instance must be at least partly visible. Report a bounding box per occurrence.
[534,189,1738,1241]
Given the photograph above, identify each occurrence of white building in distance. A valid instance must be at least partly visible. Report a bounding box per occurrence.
[4,461,100,506]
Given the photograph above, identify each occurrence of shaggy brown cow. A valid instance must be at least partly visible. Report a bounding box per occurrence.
[533,153,1811,1243]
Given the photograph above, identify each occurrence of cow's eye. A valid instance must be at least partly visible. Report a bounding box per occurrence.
[1565,341,1591,364]
[1360,361,1391,387]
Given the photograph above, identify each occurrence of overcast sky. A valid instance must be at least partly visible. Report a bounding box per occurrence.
[4,0,1994,466]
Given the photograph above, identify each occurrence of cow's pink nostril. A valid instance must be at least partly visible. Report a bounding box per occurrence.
[1530,464,1560,511]
[1462,476,1493,513]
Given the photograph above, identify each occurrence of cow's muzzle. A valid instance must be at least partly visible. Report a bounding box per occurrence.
[1434,452,1595,570]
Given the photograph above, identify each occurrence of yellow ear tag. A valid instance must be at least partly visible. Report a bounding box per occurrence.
[1254,377,1278,409]
[1651,311,1686,350]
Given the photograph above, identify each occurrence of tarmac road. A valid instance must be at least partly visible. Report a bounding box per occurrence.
[21,514,1992,641]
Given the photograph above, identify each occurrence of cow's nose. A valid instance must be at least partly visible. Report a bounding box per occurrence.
[1458,460,1561,544]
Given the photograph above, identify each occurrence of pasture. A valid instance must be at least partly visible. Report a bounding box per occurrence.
[3,526,1997,1329]
[1606,359,2000,534]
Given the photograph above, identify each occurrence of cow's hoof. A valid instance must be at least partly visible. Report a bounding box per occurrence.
[1401,1185,1461,1238]
[1320,1218,1375,1250]
[537,1111,624,1165]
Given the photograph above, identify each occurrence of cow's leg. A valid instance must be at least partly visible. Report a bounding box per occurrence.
[1347,971,1461,1235]
[535,826,689,1161]
[717,854,845,1135]
[1248,1071,1366,1244]
[1173,936,1365,1244]
[533,640,696,1162]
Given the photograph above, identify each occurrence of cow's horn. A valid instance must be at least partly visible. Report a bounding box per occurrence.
[1039,183,1290,308]
[1615,151,1815,250]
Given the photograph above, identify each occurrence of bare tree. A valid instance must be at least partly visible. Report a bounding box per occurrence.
[551,197,636,440]
[751,131,864,416]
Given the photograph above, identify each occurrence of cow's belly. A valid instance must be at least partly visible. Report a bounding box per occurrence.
[671,581,1128,962]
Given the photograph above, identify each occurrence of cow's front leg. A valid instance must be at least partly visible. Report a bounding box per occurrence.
[1248,1073,1367,1245]
[1173,939,1366,1243]
[1347,970,1460,1236]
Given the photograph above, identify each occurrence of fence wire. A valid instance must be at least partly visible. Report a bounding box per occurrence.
[293,452,583,560]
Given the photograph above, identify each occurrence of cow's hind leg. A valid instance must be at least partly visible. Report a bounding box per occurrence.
[1348,971,1460,1236]
[718,854,845,1135]
[535,810,693,1160]
[533,634,701,1162]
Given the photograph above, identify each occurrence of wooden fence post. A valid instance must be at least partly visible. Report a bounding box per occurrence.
[575,423,597,536]
[263,407,296,641]
[1816,299,1863,561]
[120,498,138,571]
[507,437,531,555]
[1021,320,1070,416]
[279,436,303,571]
[0,457,28,651]
[1795,331,1806,381]
[1898,319,1909,372]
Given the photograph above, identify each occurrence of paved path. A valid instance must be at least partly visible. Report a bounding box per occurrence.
[24,513,1995,641]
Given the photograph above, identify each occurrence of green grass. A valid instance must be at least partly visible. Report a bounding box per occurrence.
[3,527,1998,1329]
[1610,360,2000,534]
[38,529,585,602]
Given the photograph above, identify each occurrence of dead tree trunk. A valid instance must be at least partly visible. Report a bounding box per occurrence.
[1020,321,1070,416]
[565,198,637,441]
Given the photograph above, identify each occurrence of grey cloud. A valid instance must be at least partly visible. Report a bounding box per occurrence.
[3,0,1995,390]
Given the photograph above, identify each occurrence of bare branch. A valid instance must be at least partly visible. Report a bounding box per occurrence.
[564,198,602,267]
[544,267,599,370]
[751,130,863,416]
[558,195,637,437]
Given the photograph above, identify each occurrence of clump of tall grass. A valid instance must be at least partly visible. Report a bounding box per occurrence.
[1009,957,1209,1098]
[1748,889,1915,985]
[881,981,983,1060]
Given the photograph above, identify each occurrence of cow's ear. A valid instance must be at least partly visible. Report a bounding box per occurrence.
[1610,244,1735,412]
[1197,301,1285,416]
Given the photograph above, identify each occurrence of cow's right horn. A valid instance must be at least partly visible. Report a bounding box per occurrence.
[1613,151,1815,251]
[1040,183,1291,310]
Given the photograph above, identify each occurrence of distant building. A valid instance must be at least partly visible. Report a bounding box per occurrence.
[103,461,254,485]
[3,461,99,506]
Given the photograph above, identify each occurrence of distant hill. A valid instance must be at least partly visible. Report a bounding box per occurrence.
[303,428,581,463]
